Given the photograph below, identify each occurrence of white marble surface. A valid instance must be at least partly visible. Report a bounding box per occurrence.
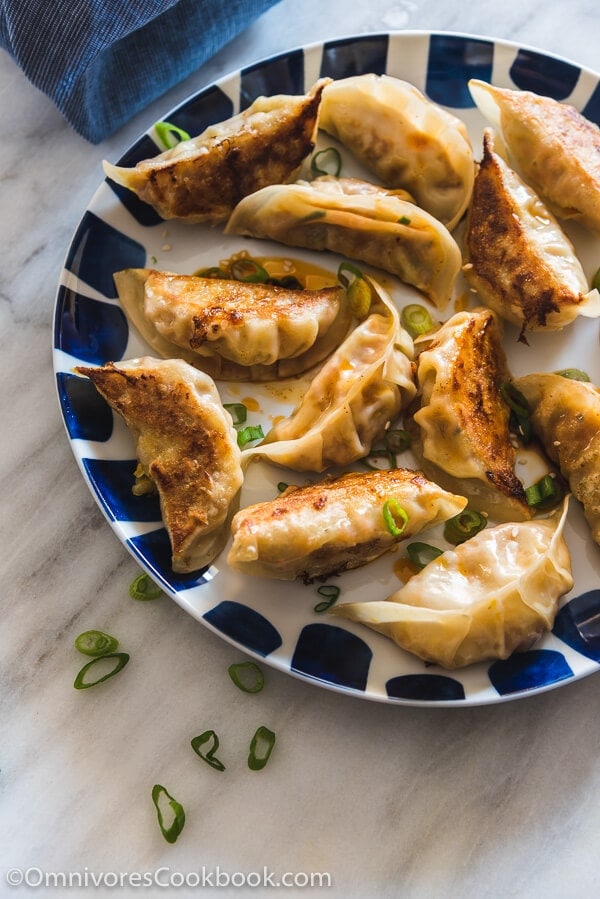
[2,1,600,896]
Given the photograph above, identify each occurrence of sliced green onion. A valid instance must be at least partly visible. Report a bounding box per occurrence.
[443,509,487,545]
[129,572,163,601]
[151,784,186,844]
[360,449,396,470]
[555,368,591,382]
[299,210,327,223]
[229,258,270,283]
[398,215,412,225]
[337,262,372,318]
[248,726,276,771]
[525,474,563,508]
[382,498,409,537]
[401,304,434,338]
[228,661,265,693]
[270,275,303,289]
[74,630,119,657]
[314,584,340,613]
[385,429,411,454]
[310,146,342,177]
[223,402,248,425]
[73,653,130,690]
[154,121,191,149]
[196,266,227,279]
[237,424,264,448]
[277,481,289,493]
[407,542,443,569]
[190,730,226,771]
[593,266,600,292]
[500,382,530,418]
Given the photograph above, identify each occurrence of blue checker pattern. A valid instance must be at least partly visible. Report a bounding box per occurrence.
[54,33,599,705]
[291,623,372,692]
[204,601,283,657]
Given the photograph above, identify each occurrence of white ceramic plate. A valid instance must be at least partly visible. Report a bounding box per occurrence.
[53,31,600,706]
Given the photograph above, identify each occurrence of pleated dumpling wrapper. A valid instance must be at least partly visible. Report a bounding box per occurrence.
[242,277,416,472]
[225,175,462,309]
[228,468,467,582]
[113,268,353,381]
[75,357,243,573]
[332,499,573,669]
[513,372,600,545]
[469,79,600,234]
[464,130,600,338]
[102,79,330,224]
[319,73,475,230]
[407,307,541,521]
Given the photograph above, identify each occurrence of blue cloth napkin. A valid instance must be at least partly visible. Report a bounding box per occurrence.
[0,0,281,143]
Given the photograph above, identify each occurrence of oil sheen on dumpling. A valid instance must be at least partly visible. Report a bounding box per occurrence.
[513,372,600,544]
[102,79,330,225]
[228,468,467,581]
[319,74,475,230]
[331,499,573,669]
[75,357,243,573]
[113,268,353,381]
[408,308,533,521]
[243,279,416,472]
[464,130,600,337]
[469,79,600,234]
[225,175,462,309]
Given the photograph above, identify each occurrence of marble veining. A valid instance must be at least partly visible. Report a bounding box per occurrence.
[2,1,600,897]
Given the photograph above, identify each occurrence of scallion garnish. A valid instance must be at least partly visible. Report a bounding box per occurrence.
[310,146,342,177]
[314,584,340,613]
[500,382,530,418]
[228,661,265,693]
[223,402,248,426]
[277,482,289,493]
[555,368,591,382]
[151,784,186,843]
[237,424,264,448]
[229,258,270,283]
[190,730,226,771]
[400,304,434,338]
[443,509,487,545]
[73,652,130,690]
[382,498,409,537]
[399,215,412,225]
[74,630,119,657]
[154,121,191,149]
[197,266,227,279]
[248,726,276,771]
[129,572,163,601]
[593,266,600,292]
[337,261,373,318]
[525,474,563,509]
[385,429,411,454]
[406,542,443,569]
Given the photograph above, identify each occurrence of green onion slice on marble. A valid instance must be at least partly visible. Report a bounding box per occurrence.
[74,630,119,657]
[228,661,265,694]
[129,572,163,601]
[73,653,130,690]
[151,784,186,843]
[190,730,226,772]
[248,726,276,771]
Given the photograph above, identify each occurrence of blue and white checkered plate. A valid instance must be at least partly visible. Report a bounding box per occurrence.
[53,31,600,706]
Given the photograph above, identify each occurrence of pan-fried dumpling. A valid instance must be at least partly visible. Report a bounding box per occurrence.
[332,499,573,669]
[319,74,475,230]
[228,468,467,581]
[464,130,600,337]
[102,79,330,225]
[243,279,416,472]
[225,175,462,309]
[75,357,243,573]
[513,372,600,544]
[407,308,535,521]
[469,79,600,234]
[113,268,353,381]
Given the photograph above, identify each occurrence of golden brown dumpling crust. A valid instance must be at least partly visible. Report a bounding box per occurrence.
[76,358,243,572]
[228,468,466,581]
[465,131,599,337]
[514,372,600,544]
[410,309,531,520]
[103,80,329,224]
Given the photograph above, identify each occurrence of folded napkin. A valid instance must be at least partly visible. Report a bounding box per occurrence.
[0,0,281,142]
